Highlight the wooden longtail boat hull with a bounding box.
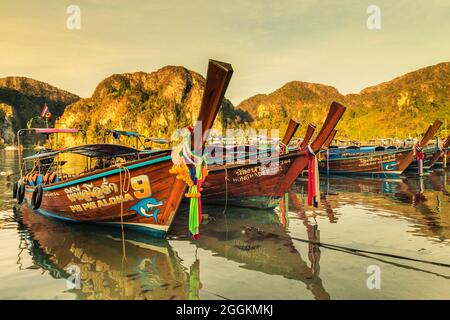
[435,149,450,167]
[202,102,346,208]
[319,148,413,176]
[24,155,180,238]
[320,120,443,176]
[407,147,440,171]
[276,102,346,195]
[431,135,450,168]
[19,59,234,238]
[202,151,303,208]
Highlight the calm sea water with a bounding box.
[0,149,449,299]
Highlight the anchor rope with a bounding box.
[290,236,450,269]
[117,164,131,263]
[222,165,228,215]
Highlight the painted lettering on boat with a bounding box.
[64,178,119,202]
[44,191,60,197]
[66,175,160,215]
[69,193,135,212]
[232,158,291,183]
[357,154,397,168]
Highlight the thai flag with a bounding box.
[40,103,48,117]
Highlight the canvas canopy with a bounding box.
[23,143,144,160]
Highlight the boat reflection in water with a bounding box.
[294,171,450,242]
[171,205,331,300]
[15,199,332,299]
[15,205,196,300]
[12,171,450,300]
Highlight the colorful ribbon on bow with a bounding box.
[305,145,320,208]
[415,144,424,177]
[169,128,208,239]
[186,159,208,239]
[277,141,289,155]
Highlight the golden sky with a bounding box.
[0,0,449,104]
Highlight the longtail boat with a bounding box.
[13,59,234,238]
[432,134,450,169]
[318,120,443,177]
[275,102,346,197]
[201,102,346,208]
[406,138,446,171]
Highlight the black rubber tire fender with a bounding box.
[12,181,18,199]
[31,185,43,210]
[17,183,25,204]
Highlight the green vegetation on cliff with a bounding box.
[59,66,252,147]
[0,77,80,145]
[238,62,450,141]
[2,62,449,147]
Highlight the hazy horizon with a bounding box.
[1,0,449,105]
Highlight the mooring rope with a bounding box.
[222,165,228,215]
[290,236,450,268]
[118,164,131,264]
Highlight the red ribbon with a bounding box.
[417,151,424,160]
[306,147,318,208]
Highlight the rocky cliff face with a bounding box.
[59,66,252,146]
[3,62,449,146]
[238,62,450,140]
[0,77,80,145]
[238,81,343,136]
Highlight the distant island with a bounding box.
[1,61,449,148]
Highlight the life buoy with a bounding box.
[31,185,43,209]
[17,183,25,204]
[12,181,18,199]
[31,174,38,184]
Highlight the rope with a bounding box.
[117,164,131,263]
[290,236,450,269]
[222,166,228,215]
